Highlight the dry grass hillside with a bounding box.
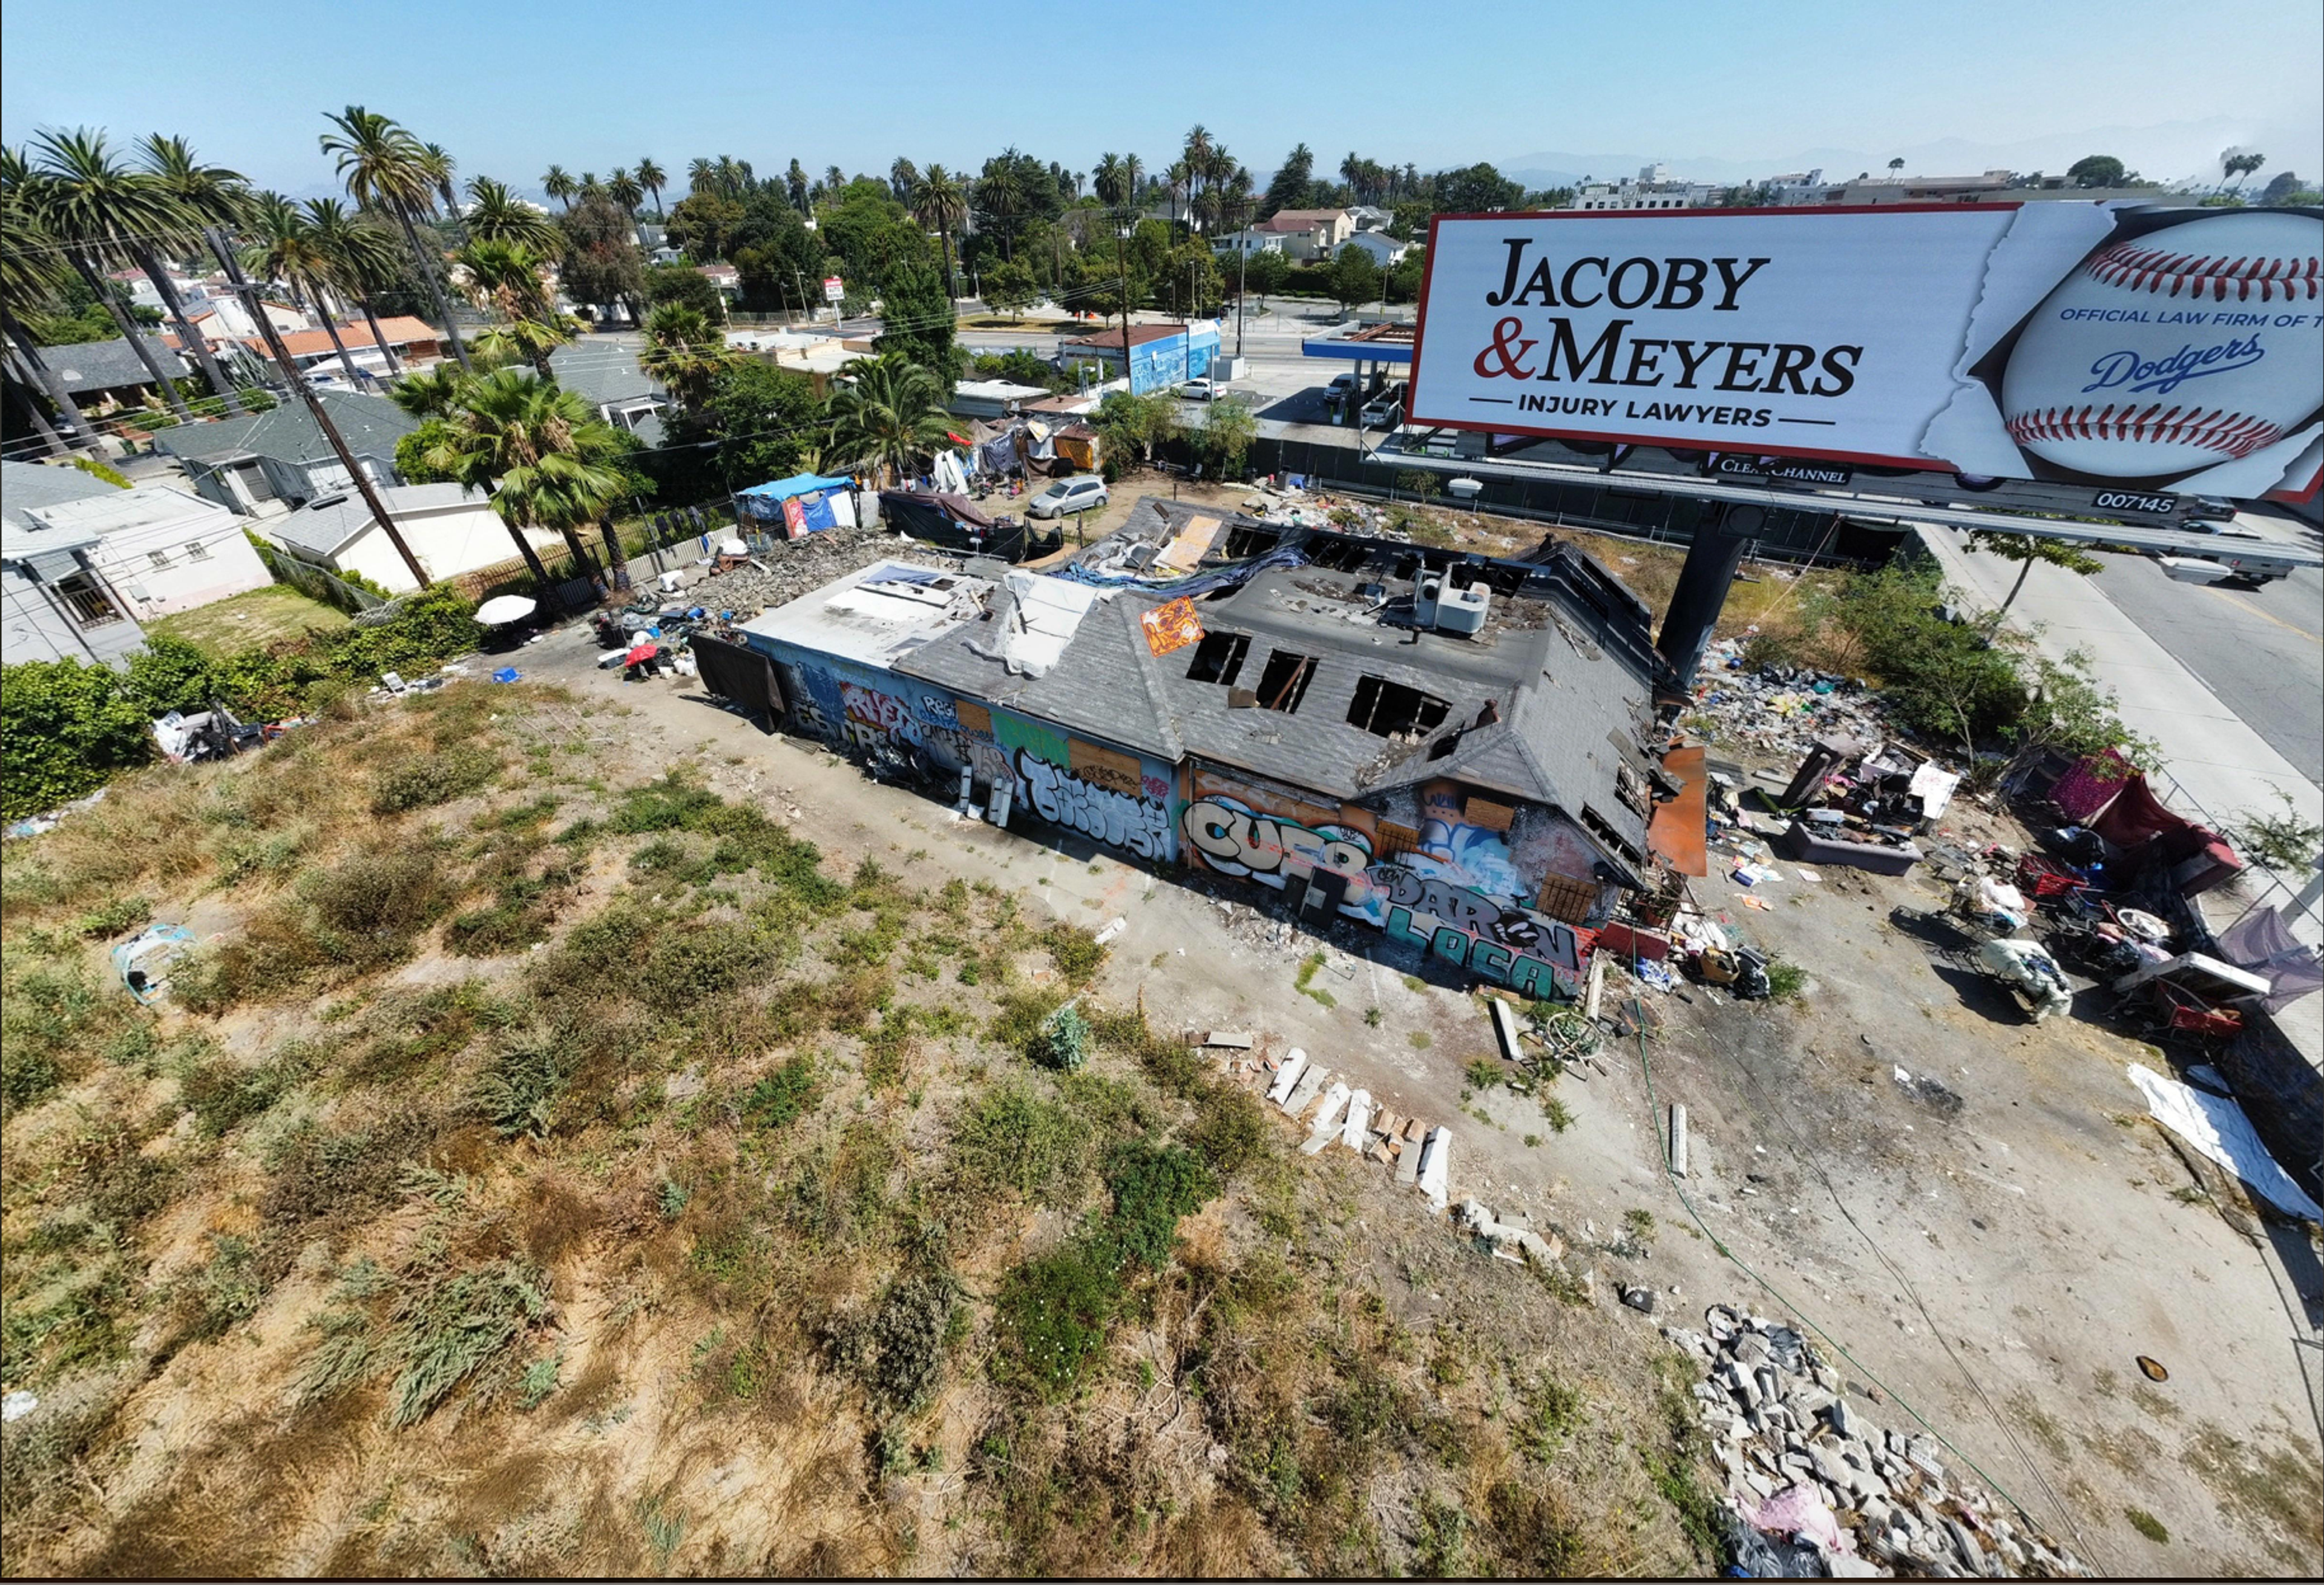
[1,683,1718,1577]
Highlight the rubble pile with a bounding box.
[1687,638,1890,756]
[677,526,963,616]
[1668,1305,2090,1578]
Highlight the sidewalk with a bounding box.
[1917,525,2322,1061]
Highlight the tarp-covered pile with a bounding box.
[878,490,1062,565]
[737,473,858,537]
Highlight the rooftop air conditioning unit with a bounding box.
[1445,477,1483,500]
[1437,582,1490,637]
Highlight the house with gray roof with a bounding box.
[45,336,189,402]
[550,340,668,446]
[261,480,554,595]
[155,389,418,516]
[737,499,1673,998]
[1,460,146,665]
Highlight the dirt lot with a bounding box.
[510,606,2322,1575]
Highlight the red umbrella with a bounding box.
[624,641,659,665]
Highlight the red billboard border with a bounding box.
[1406,203,2038,472]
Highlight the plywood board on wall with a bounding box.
[1069,738,1144,798]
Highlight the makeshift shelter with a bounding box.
[736,473,858,538]
[878,490,1062,564]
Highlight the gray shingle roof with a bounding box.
[896,500,1661,856]
[267,481,485,557]
[1,459,119,535]
[46,337,188,394]
[550,340,663,408]
[156,389,417,467]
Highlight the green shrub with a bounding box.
[1034,1003,1091,1072]
[76,894,152,939]
[370,744,499,815]
[1184,1082,1270,1181]
[366,1257,552,1426]
[1100,1141,1218,1270]
[638,920,776,1013]
[1465,1057,1505,1091]
[835,1270,961,1411]
[950,1083,1084,1202]
[993,1242,1119,1399]
[741,1056,817,1132]
[474,1028,574,1139]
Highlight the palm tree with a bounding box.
[246,193,367,385]
[786,160,809,210]
[639,303,732,410]
[389,361,471,419]
[608,168,643,219]
[454,239,570,379]
[1184,125,1213,214]
[890,156,919,202]
[303,198,409,378]
[464,177,560,252]
[320,106,473,370]
[0,150,100,451]
[419,144,458,214]
[823,165,845,196]
[542,165,577,209]
[578,172,603,202]
[23,129,197,420]
[825,355,953,487]
[635,157,666,219]
[976,162,1025,261]
[687,157,715,197]
[913,165,967,299]
[1166,159,1191,231]
[135,134,253,417]
[421,368,629,584]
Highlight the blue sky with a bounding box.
[4,0,2318,198]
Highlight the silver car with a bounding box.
[1028,476,1109,519]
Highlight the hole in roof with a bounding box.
[1186,630,1251,686]
[1253,650,1318,714]
[1346,676,1451,738]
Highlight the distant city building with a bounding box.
[1567,175,1723,211]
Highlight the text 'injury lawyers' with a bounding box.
[1467,238,1860,424]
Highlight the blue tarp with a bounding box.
[740,472,854,501]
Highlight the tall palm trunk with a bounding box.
[69,252,192,420]
[2,309,101,450]
[5,350,68,456]
[133,246,246,419]
[939,226,957,300]
[557,525,600,580]
[392,203,471,372]
[597,515,630,587]
[477,479,559,607]
[357,293,403,376]
[309,280,367,384]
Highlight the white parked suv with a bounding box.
[1028,476,1109,519]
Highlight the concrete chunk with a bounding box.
[1416,1126,1451,1210]
[1280,1063,1328,1117]
[1301,1083,1351,1153]
[1396,1129,1422,1185]
[1202,1031,1255,1049]
[1265,1048,1308,1104]
[1488,997,1522,1062]
[1341,1089,1373,1150]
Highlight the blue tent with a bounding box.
[737,472,856,531]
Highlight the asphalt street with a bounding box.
[2094,551,2323,785]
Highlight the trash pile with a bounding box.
[1687,638,1890,757]
[681,524,963,617]
[1669,1304,2092,1578]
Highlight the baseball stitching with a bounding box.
[2086,241,2321,303]
[2006,402,2283,459]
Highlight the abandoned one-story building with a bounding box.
[734,499,1670,996]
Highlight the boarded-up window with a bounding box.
[1536,872,1596,924]
[954,699,991,734]
[1069,739,1143,798]
[1373,821,1420,861]
[1463,796,1515,832]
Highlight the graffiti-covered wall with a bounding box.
[744,635,1177,865]
[1180,762,1598,998]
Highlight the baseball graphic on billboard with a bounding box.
[1407,205,2323,500]
[2000,212,2320,478]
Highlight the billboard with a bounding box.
[1409,205,2323,500]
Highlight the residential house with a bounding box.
[47,337,190,414]
[13,475,269,621]
[156,389,419,516]
[549,340,669,445]
[1346,205,1394,232]
[263,481,558,595]
[697,263,741,300]
[1341,231,1412,267]
[163,294,308,352]
[950,379,1051,420]
[107,266,201,315]
[256,316,445,389]
[737,502,1670,998]
[1,460,145,665]
[1255,208,1356,261]
[1568,165,1725,210]
[1210,228,1286,258]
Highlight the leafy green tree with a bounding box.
[1433,162,1525,214]
[725,190,826,313]
[1263,143,1315,217]
[557,192,646,324]
[970,349,1071,393]
[1093,390,1180,475]
[872,257,961,382]
[1328,242,1382,310]
[1966,529,2104,629]
[685,359,824,487]
[416,369,622,582]
[982,258,1038,319]
[1242,246,1290,301]
[2066,155,2125,189]
[1385,248,1426,303]
[664,191,742,261]
[643,263,726,323]
[826,354,953,485]
[1198,396,1256,479]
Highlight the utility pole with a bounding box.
[1116,220,1134,396]
[209,226,431,591]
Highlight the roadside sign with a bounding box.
[823,276,844,303]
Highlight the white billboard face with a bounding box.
[1409,205,2323,500]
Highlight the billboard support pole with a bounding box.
[1656,504,1765,689]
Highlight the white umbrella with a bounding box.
[473,594,537,626]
